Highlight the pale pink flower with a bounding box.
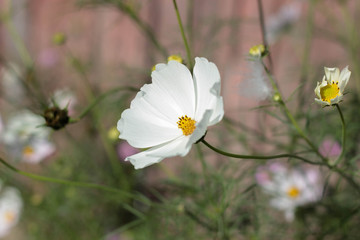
[256,163,323,221]
[319,138,341,158]
[117,141,139,161]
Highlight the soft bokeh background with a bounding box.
[1,0,360,239]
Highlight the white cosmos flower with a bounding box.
[0,186,23,238]
[239,59,272,101]
[1,110,55,163]
[50,89,77,115]
[117,57,224,169]
[256,163,323,222]
[314,66,351,106]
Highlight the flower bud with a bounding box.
[52,33,66,46]
[43,107,69,130]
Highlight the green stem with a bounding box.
[262,62,328,163]
[256,0,273,71]
[65,49,129,189]
[173,0,193,70]
[201,139,322,166]
[1,11,33,67]
[0,157,132,198]
[70,86,138,123]
[334,104,346,166]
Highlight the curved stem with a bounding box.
[201,139,323,166]
[262,63,328,163]
[69,86,138,123]
[0,157,132,198]
[334,104,346,166]
[173,0,193,70]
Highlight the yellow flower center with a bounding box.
[23,146,34,156]
[4,211,15,223]
[177,115,196,136]
[287,186,300,199]
[167,55,183,63]
[249,44,265,57]
[320,82,339,103]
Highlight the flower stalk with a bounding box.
[173,0,193,70]
[334,104,346,166]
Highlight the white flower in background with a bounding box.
[37,48,59,68]
[118,57,224,169]
[314,66,351,106]
[266,3,302,44]
[239,59,272,101]
[50,89,77,115]
[0,186,23,238]
[256,163,323,221]
[1,63,25,103]
[1,110,55,164]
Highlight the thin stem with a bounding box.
[173,0,193,70]
[0,157,132,198]
[65,49,129,189]
[70,86,138,123]
[334,104,346,166]
[1,5,33,67]
[201,139,323,166]
[262,62,328,163]
[256,0,273,71]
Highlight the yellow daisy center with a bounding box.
[320,82,339,103]
[177,115,196,136]
[287,186,300,199]
[4,211,15,223]
[249,44,265,57]
[23,146,34,156]
[167,55,183,63]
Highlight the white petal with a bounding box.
[284,209,295,222]
[314,98,330,106]
[23,140,55,164]
[208,96,224,126]
[118,107,181,148]
[151,60,196,116]
[125,136,191,169]
[189,109,212,144]
[314,78,327,99]
[193,57,223,123]
[338,66,351,93]
[330,95,343,105]
[324,67,339,83]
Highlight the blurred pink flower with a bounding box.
[255,163,323,221]
[37,48,59,68]
[319,138,341,158]
[117,141,139,161]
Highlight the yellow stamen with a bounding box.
[167,55,183,63]
[23,146,34,156]
[287,186,300,198]
[320,82,340,103]
[249,44,265,57]
[177,115,196,136]
[4,211,15,223]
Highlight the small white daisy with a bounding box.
[314,66,351,106]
